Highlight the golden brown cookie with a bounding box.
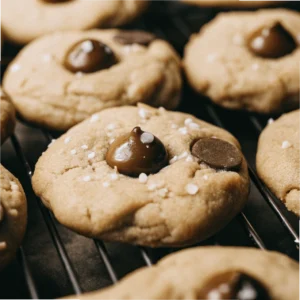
[62,247,299,300]
[257,110,300,216]
[32,104,249,247]
[3,30,182,131]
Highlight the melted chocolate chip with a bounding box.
[198,271,271,300]
[248,22,297,59]
[191,138,242,171]
[106,127,168,177]
[113,30,156,46]
[64,39,117,73]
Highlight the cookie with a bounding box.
[0,165,27,270]
[256,110,300,216]
[1,0,149,45]
[32,104,249,247]
[3,30,182,131]
[182,0,283,8]
[184,9,300,114]
[62,246,299,300]
[0,87,16,144]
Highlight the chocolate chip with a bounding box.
[106,127,168,177]
[64,39,117,73]
[197,271,271,300]
[191,138,242,171]
[247,22,297,59]
[113,30,156,46]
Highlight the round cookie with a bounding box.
[184,9,300,114]
[3,30,182,131]
[181,0,284,8]
[32,104,249,247]
[62,247,299,300]
[0,87,16,144]
[256,110,300,216]
[0,165,27,270]
[1,0,149,45]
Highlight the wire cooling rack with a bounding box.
[1,1,299,299]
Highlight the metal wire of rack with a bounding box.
[0,0,300,300]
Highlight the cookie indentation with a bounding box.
[247,22,297,59]
[191,138,242,171]
[113,30,156,46]
[197,271,271,300]
[106,127,168,177]
[64,39,117,73]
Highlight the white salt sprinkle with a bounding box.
[110,173,119,181]
[185,183,199,195]
[267,118,274,125]
[83,176,91,182]
[10,64,21,72]
[158,188,169,198]
[188,122,200,130]
[109,139,115,144]
[139,173,148,183]
[178,152,188,159]
[281,141,292,149]
[139,108,151,119]
[178,127,188,135]
[42,54,52,62]
[103,181,111,188]
[147,183,157,191]
[75,72,83,78]
[251,63,260,71]
[88,152,95,160]
[10,181,19,191]
[169,156,178,164]
[171,123,178,129]
[70,149,77,155]
[184,118,193,126]
[203,175,209,181]
[81,144,88,150]
[90,114,99,123]
[158,107,166,113]
[186,155,194,162]
[64,137,71,144]
[106,123,116,131]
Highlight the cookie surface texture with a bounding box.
[62,247,299,300]
[0,165,27,270]
[256,110,300,216]
[32,105,249,247]
[184,9,300,113]
[3,30,182,130]
[1,0,149,44]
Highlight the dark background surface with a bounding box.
[1,1,299,299]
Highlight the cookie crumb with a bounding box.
[81,145,88,150]
[90,114,99,123]
[88,152,95,160]
[139,173,148,183]
[70,149,77,155]
[103,181,111,188]
[0,242,7,250]
[281,141,292,149]
[178,127,188,135]
[64,137,71,144]
[83,175,91,182]
[185,183,199,195]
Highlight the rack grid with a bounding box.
[1,1,299,299]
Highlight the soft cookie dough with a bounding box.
[182,0,283,8]
[32,104,249,247]
[1,87,16,144]
[257,110,300,216]
[184,9,300,114]
[62,247,299,299]
[0,165,27,270]
[3,29,182,131]
[1,0,149,45]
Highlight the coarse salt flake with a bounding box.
[103,181,110,188]
[82,40,94,52]
[11,64,21,72]
[88,152,95,159]
[169,156,178,164]
[267,118,274,125]
[178,127,188,135]
[185,183,199,195]
[139,173,148,183]
[158,188,168,198]
[184,118,193,126]
[83,176,91,182]
[141,132,154,144]
[70,149,77,155]
[139,108,151,119]
[81,145,88,150]
[64,137,71,144]
[90,114,99,123]
[281,141,292,149]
